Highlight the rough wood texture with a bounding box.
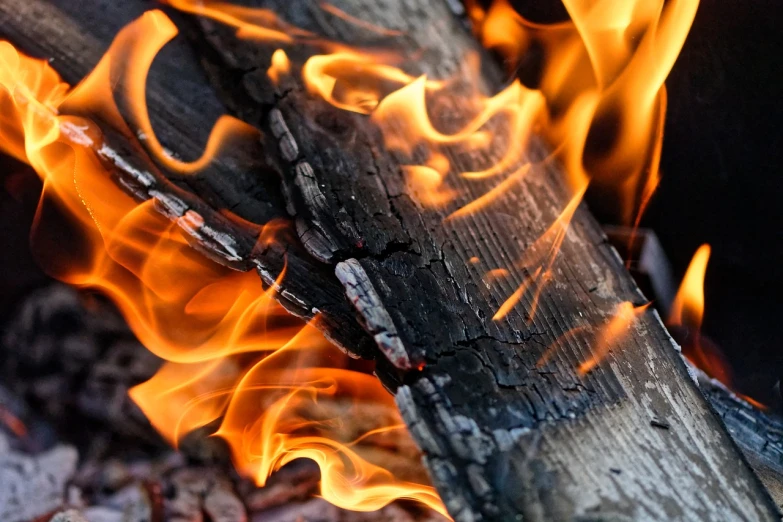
[179,0,779,520]
[0,0,376,359]
[0,0,779,520]
[697,371,783,511]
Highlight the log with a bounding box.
[174,0,780,520]
[0,0,779,520]
[697,370,783,511]
[0,0,377,359]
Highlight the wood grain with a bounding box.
[180,0,779,519]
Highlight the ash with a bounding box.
[0,285,446,522]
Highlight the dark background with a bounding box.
[647,0,783,400]
[2,0,782,401]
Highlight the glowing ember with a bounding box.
[0,11,447,516]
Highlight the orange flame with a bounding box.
[473,0,699,224]
[492,187,585,322]
[163,0,312,43]
[668,245,764,409]
[318,2,403,37]
[267,48,291,85]
[669,244,710,330]
[163,0,698,378]
[532,301,649,374]
[578,301,649,374]
[0,12,447,517]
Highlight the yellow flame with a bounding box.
[0,12,447,517]
[669,244,710,329]
[267,48,291,85]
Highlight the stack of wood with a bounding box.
[0,0,781,520]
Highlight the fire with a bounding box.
[163,0,697,366]
[0,0,710,513]
[578,301,649,374]
[669,244,710,330]
[470,0,698,226]
[0,11,447,517]
[668,245,765,409]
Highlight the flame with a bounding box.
[532,301,649,374]
[0,12,447,516]
[473,0,699,224]
[668,245,728,384]
[492,187,585,322]
[302,52,429,114]
[163,0,697,378]
[267,49,291,85]
[669,244,710,329]
[578,301,649,374]
[163,0,312,43]
[318,2,403,37]
[668,245,765,409]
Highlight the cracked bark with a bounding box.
[0,0,376,359]
[1,0,780,520]
[177,0,779,520]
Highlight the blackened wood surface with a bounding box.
[180,0,778,520]
[0,0,376,359]
[698,372,783,512]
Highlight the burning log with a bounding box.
[0,0,377,361]
[169,0,778,519]
[0,0,780,520]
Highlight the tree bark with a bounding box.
[0,0,780,520]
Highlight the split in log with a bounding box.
[0,0,780,520]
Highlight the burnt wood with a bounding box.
[0,0,780,520]
[0,0,376,360]
[697,371,783,512]
[175,0,780,520]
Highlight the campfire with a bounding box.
[0,0,780,521]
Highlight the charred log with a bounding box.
[0,0,376,359]
[177,0,779,520]
[0,0,779,520]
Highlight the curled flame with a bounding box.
[0,12,447,517]
[163,0,698,376]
